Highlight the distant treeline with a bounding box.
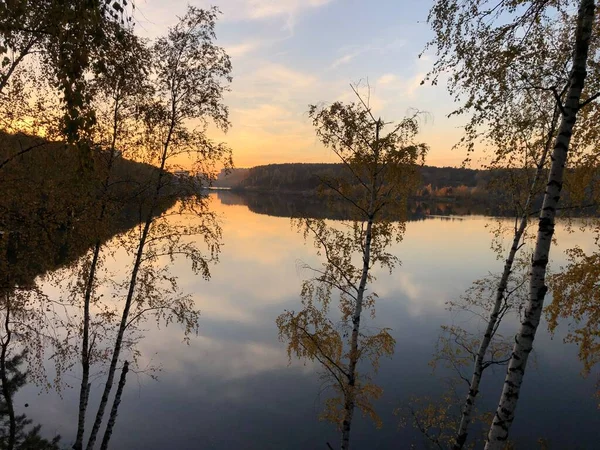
[216,163,489,194]
[215,163,498,199]
[215,190,504,220]
[214,163,599,216]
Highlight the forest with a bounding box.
[216,163,598,217]
[1,0,600,450]
[215,164,488,195]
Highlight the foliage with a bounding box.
[278,88,427,448]
[398,386,493,450]
[0,351,61,450]
[403,254,529,449]
[76,6,232,449]
[426,0,599,447]
[227,163,485,194]
[2,3,233,448]
[0,0,134,142]
[547,245,600,383]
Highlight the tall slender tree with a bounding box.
[425,0,599,446]
[84,6,232,449]
[486,2,596,446]
[70,24,151,450]
[278,86,427,450]
[449,101,561,450]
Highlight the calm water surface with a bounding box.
[21,192,600,449]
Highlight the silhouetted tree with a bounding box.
[83,6,232,449]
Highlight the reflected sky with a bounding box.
[19,193,600,449]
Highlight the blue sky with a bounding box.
[135,0,468,167]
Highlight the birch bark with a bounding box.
[99,361,129,450]
[485,1,596,447]
[452,112,558,449]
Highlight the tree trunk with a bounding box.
[99,361,129,450]
[340,121,380,450]
[0,292,15,450]
[85,115,173,450]
[74,95,121,450]
[73,241,101,450]
[340,215,373,450]
[453,112,558,450]
[485,1,595,447]
[85,213,152,450]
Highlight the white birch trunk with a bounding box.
[99,361,129,450]
[453,114,557,450]
[73,243,98,450]
[454,218,527,449]
[340,216,372,450]
[485,1,596,447]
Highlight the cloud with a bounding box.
[228,62,319,106]
[247,0,333,20]
[328,38,407,70]
[377,73,397,85]
[135,0,335,36]
[396,272,422,301]
[244,0,336,33]
[329,52,360,69]
[253,63,317,88]
[225,40,264,58]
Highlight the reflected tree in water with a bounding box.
[0,285,62,450]
[404,78,563,450]
[0,350,61,450]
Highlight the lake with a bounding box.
[19,191,600,449]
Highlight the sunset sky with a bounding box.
[136,0,469,168]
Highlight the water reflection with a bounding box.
[16,193,600,449]
[215,190,503,221]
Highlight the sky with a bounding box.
[134,0,469,168]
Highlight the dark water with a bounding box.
[19,192,600,449]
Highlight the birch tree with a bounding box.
[69,24,151,450]
[82,6,232,449]
[447,102,560,450]
[277,87,427,450]
[0,0,134,141]
[404,57,564,450]
[425,0,599,446]
[486,3,596,446]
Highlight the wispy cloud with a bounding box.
[329,51,362,69]
[247,0,333,20]
[377,73,397,85]
[225,40,264,58]
[252,63,318,90]
[136,0,335,36]
[135,0,462,167]
[328,38,407,70]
